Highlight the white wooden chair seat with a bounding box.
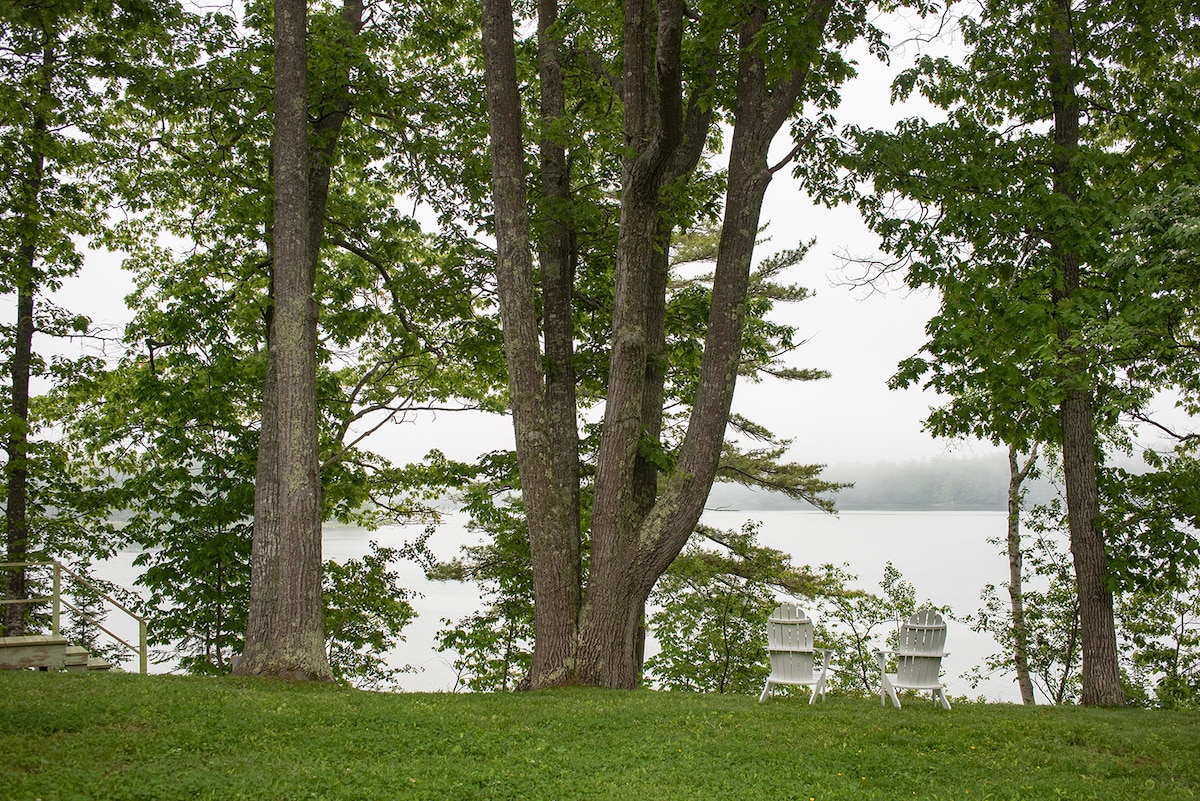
[759,603,830,704]
[876,609,951,710]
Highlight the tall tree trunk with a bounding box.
[481,0,835,689]
[238,0,331,681]
[533,0,584,685]
[1047,0,1123,706]
[1059,390,1123,704]
[3,30,52,638]
[4,274,36,639]
[628,90,714,673]
[479,0,580,688]
[4,256,37,639]
[1006,444,1038,704]
[579,0,687,688]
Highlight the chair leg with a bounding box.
[811,674,827,704]
[934,687,951,711]
[880,675,901,708]
[758,680,772,703]
[813,654,830,704]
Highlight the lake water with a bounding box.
[99,509,1023,702]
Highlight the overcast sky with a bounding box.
[724,38,985,469]
[360,40,986,471]
[40,25,993,472]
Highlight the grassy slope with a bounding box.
[2,671,1197,800]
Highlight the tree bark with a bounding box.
[3,29,52,638]
[629,86,714,673]
[1058,389,1123,704]
[238,0,332,681]
[588,0,683,534]
[579,0,687,688]
[479,0,581,687]
[4,265,36,639]
[533,0,585,685]
[1006,444,1037,705]
[1047,0,1123,706]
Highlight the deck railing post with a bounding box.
[139,619,147,675]
[52,562,61,636]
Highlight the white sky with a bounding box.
[725,36,985,468]
[48,203,967,474]
[39,22,986,471]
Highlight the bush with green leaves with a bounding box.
[965,536,1081,704]
[437,607,532,693]
[966,454,1200,708]
[643,523,944,698]
[807,562,955,698]
[323,542,418,690]
[434,494,534,693]
[644,523,789,695]
[1118,570,1200,709]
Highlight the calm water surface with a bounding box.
[100,509,1021,701]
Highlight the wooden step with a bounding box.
[0,634,69,670]
[64,645,112,672]
[64,644,89,670]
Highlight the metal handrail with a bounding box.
[1,560,147,674]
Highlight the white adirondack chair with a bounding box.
[876,608,952,710]
[758,603,830,704]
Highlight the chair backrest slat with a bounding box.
[880,608,951,709]
[761,602,831,703]
[897,609,947,655]
[893,610,947,686]
[765,603,816,683]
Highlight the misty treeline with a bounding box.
[2,0,1197,704]
[713,453,1164,511]
[711,454,1053,511]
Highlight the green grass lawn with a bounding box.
[2,671,1197,800]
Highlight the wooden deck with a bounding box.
[0,634,70,670]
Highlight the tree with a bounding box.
[237,0,331,680]
[0,1,53,635]
[0,0,181,634]
[35,0,497,675]
[848,0,1200,705]
[480,0,895,689]
[1006,444,1040,703]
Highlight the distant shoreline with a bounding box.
[708,452,1067,513]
